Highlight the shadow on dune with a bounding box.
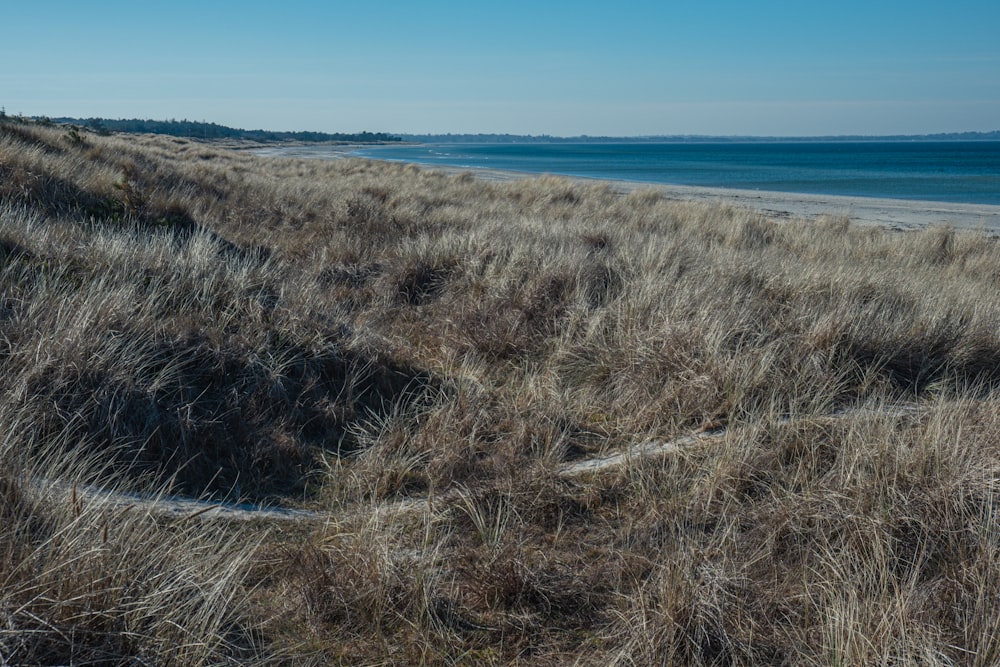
[20,329,435,502]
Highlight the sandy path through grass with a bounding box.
[28,402,923,523]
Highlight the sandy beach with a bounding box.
[256,145,1000,233]
[422,164,1000,233]
[621,180,1000,232]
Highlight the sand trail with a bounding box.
[27,403,923,524]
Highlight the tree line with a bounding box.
[48,117,402,143]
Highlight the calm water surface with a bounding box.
[352,142,1000,205]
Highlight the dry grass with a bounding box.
[3,117,1000,664]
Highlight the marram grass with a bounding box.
[2,118,1000,664]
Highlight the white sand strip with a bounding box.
[253,145,1000,233]
[25,476,321,522]
[23,404,921,521]
[637,183,1000,232]
[558,403,921,477]
[444,166,1000,233]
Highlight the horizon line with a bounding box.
[14,114,1000,142]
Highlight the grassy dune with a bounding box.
[3,119,1000,664]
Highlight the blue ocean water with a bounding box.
[352,142,1000,205]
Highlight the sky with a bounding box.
[2,1,999,137]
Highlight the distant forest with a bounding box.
[46,117,402,143]
[398,131,1000,143]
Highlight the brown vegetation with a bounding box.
[3,118,1000,664]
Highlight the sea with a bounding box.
[350,142,1000,206]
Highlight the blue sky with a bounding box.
[2,1,998,136]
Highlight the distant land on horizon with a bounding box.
[18,115,1000,144]
[33,116,403,144]
[399,131,1000,143]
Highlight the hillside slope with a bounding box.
[3,118,1000,664]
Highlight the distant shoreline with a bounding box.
[395,132,1000,144]
[255,144,1000,233]
[438,165,1000,233]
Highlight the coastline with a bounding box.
[624,181,1000,232]
[431,164,1000,232]
[255,145,1000,233]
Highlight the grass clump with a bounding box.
[0,425,265,665]
[3,117,1000,663]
